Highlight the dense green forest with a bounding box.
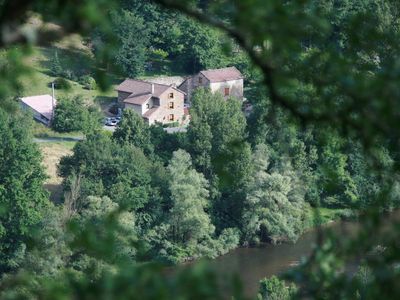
[1,0,400,299]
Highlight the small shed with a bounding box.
[20,94,57,126]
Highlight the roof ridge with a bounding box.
[124,78,171,88]
[200,66,238,73]
[126,92,152,98]
[199,66,243,82]
[21,94,52,99]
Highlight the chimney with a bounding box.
[151,83,154,94]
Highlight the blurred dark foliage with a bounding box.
[1,0,400,299]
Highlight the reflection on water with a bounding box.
[180,210,400,298]
[190,220,360,298]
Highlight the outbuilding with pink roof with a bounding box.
[20,94,56,126]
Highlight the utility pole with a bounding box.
[51,81,55,122]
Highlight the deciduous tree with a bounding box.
[167,149,214,246]
[243,144,306,244]
[0,111,49,273]
[113,108,153,155]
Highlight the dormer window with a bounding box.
[168,92,174,99]
[168,102,174,109]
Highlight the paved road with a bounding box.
[164,126,188,134]
[33,136,84,143]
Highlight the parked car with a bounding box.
[105,118,118,126]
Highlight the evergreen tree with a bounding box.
[51,50,62,76]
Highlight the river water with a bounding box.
[185,220,360,298]
[177,211,400,298]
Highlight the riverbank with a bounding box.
[170,207,357,298]
[304,206,355,228]
[185,217,358,298]
[186,208,400,298]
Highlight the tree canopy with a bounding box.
[0,111,49,273]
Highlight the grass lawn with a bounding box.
[39,141,75,203]
[17,31,192,117]
[19,47,188,117]
[32,121,84,138]
[19,44,117,112]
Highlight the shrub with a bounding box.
[258,276,297,300]
[63,69,77,81]
[79,75,97,90]
[52,77,71,90]
[322,196,341,208]
[162,121,179,128]
[52,96,102,133]
[336,209,355,220]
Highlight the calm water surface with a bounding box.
[180,211,400,298]
[189,221,360,298]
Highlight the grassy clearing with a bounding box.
[304,206,353,229]
[19,43,117,112]
[39,141,75,203]
[18,33,190,114]
[32,121,84,138]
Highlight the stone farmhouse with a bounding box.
[116,79,186,125]
[115,67,244,125]
[178,66,244,103]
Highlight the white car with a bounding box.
[105,118,118,126]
